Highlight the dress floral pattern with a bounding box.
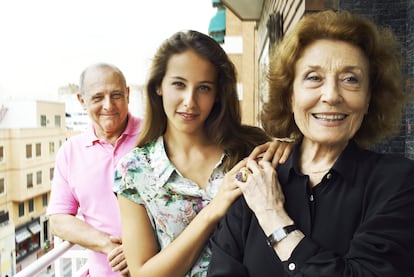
[114,136,225,277]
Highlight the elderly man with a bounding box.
[47,63,141,276]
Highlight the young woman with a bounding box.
[113,30,292,276]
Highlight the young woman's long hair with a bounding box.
[138,30,270,170]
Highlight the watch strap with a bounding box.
[266,224,298,247]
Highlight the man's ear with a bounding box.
[77,93,87,110]
[126,86,130,103]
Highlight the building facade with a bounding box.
[0,99,71,274]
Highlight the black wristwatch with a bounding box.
[266,224,298,247]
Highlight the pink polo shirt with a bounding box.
[47,113,141,277]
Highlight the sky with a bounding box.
[0,0,216,100]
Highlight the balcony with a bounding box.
[222,0,264,20]
[14,237,88,277]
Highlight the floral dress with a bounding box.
[114,136,225,277]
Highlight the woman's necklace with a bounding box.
[308,168,331,174]
[302,166,332,175]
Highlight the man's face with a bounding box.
[77,67,130,138]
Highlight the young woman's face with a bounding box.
[158,49,218,136]
[292,39,371,148]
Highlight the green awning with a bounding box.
[209,9,225,33]
[212,0,221,7]
[208,9,226,43]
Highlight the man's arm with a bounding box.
[49,213,118,254]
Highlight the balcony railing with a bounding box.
[15,237,88,277]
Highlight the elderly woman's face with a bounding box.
[292,39,370,147]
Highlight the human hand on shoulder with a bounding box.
[248,137,295,167]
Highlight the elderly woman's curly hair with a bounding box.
[262,10,408,147]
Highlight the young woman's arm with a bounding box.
[118,161,245,277]
[248,138,295,167]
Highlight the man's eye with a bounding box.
[111,93,123,99]
[92,96,103,101]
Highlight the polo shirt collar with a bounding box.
[122,113,140,137]
[83,113,137,147]
[84,123,99,146]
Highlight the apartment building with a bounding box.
[209,0,257,125]
[0,99,72,274]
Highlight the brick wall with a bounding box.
[406,1,414,159]
[339,0,414,159]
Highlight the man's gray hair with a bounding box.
[79,63,127,94]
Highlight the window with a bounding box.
[18,203,25,217]
[27,173,33,189]
[55,115,61,127]
[35,143,41,157]
[49,142,55,154]
[0,146,3,161]
[26,144,32,158]
[40,115,47,127]
[0,178,4,194]
[36,171,42,185]
[42,194,48,207]
[28,199,34,213]
[50,167,54,181]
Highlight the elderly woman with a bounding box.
[207,10,414,277]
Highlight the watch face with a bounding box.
[274,227,288,241]
[267,224,298,247]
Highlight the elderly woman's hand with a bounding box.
[236,158,293,235]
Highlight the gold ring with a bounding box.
[235,168,252,182]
